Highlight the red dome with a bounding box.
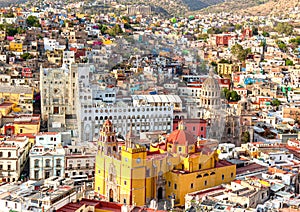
[167,129,196,146]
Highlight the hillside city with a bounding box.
[0,0,299,211]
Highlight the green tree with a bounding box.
[289,36,300,45]
[6,27,18,36]
[285,59,294,66]
[230,91,241,101]
[207,27,222,34]
[219,59,231,64]
[275,22,294,35]
[234,24,243,31]
[20,53,34,60]
[231,44,251,61]
[262,31,269,37]
[252,26,259,35]
[241,131,250,144]
[271,98,281,107]
[26,15,40,27]
[276,40,287,52]
[122,16,130,23]
[211,61,217,67]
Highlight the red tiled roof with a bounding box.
[236,163,267,175]
[167,129,196,146]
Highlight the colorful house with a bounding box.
[9,41,23,52]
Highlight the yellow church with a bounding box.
[94,119,236,206]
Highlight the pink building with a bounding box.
[173,119,207,139]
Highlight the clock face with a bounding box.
[136,158,141,164]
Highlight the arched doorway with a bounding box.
[109,189,113,202]
[157,187,163,200]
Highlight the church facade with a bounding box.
[198,68,241,146]
[94,119,236,206]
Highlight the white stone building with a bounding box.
[0,136,30,182]
[41,63,179,143]
[64,144,96,178]
[29,144,65,180]
[40,64,79,136]
[62,50,75,65]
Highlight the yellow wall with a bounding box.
[217,63,240,76]
[0,91,33,105]
[9,42,23,52]
[0,105,13,116]
[166,163,236,205]
[14,123,40,134]
[95,129,236,207]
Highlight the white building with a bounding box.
[42,63,178,143]
[35,132,62,147]
[43,38,59,51]
[29,144,65,180]
[0,136,30,182]
[64,144,96,178]
[40,64,79,135]
[62,51,75,65]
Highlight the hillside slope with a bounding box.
[199,0,269,14]
[182,0,224,11]
[199,0,300,16]
[243,0,300,16]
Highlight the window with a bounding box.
[222,174,224,180]
[7,165,11,170]
[0,165,2,170]
[200,127,204,131]
[199,164,201,170]
[7,152,11,158]
[0,152,2,157]
[192,126,196,131]
[178,147,182,152]
[45,159,50,167]
[191,183,194,189]
[204,180,207,186]
[56,159,61,167]
[34,159,39,168]
[124,181,127,185]
[98,187,100,191]
[231,173,234,178]
[45,171,50,179]
[168,181,171,187]
[53,106,59,114]
[98,169,100,174]
[174,184,177,190]
[34,171,39,179]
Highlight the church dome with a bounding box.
[199,67,221,109]
[166,121,196,154]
